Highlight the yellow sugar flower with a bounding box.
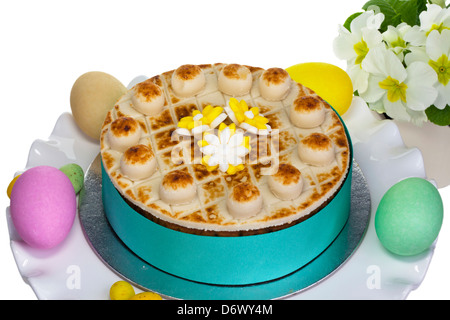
[176,105,227,135]
[226,98,271,135]
[198,123,250,175]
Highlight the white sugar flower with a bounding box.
[361,46,438,125]
[199,123,250,175]
[404,4,450,46]
[333,10,385,94]
[406,29,450,109]
[383,23,413,61]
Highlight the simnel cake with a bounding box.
[100,63,352,285]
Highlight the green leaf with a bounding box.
[395,0,419,26]
[416,0,428,24]
[425,104,450,126]
[344,12,364,31]
[362,0,426,31]
[362,0,400,31]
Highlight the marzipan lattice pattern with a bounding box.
[100,63,350,233]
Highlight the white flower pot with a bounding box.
[345,98,450,188]
[391,120,450,189]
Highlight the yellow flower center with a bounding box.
[391,36,406,48]
[379,76,408,103]
[429,54,450,86]
[427,23,450,36]
[354,38,369,66]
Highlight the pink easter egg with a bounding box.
[10,166,77,249]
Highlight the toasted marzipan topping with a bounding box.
[294,96,323,112]
[100,64,351,232]
[110,117,139,137]
[222,64,250,80]
[134,79,163,102]
[174,64,202,81]
[123,144,154,165]
[300,133,332,151]
[231,182,260,203]
[261,68,289,85]
[162,170,194,190]
[272,163,301,185]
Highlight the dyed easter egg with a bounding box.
[286,62,353,116]
[60,163,84,194]
[7,174,21,198]
[10,166,77,249]
[70,71,127,140]
[375,178,443,256]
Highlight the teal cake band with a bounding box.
[102,162,352,285]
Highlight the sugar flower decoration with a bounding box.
[175,105,227,136]
[199,123,250,175]
[360,46,438,125]
[225,98,271,135]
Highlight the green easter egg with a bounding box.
[59,164,84,194]
[375,178,443,256]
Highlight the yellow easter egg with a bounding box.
[130,292,163,300]
[70,71,127,140]
[109,281,135,300]
[286,62,353,116]
[7,174,21,199]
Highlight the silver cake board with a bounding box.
[78,155,371,300]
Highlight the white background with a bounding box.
[0,0,449,300]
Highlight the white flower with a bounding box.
[419,4,450,34]
[430,0,446,8]
[361,46,438,125]
[406,29,450,109]
[405,46,429,66]
[404,4,450,46]
[333,10,385,94]
[199,123,250,174]
[383,23,412,61]
[427,30,450,109]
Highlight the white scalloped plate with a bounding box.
[5,90,435,299]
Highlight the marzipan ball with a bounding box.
[70,71,127,140]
